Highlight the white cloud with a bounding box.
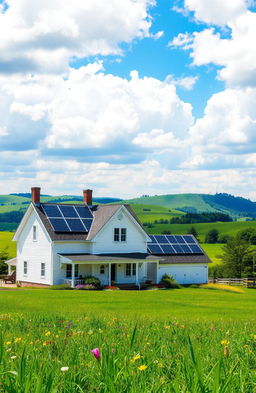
[172,2,256,88]
[165,75,198,90]
[0,0,154,74]
[0,63,193,162]
[184,0,247,25]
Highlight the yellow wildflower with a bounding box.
[164,325,170,329]
[221,339,229,345]
[5,341,11,345]
[14,338,22,343]
[158,362,164,368]
[180,325,185,329]
[88,330,93,335]
[45,331,51,337]
[131,354,141,362]
[138,365,147,371]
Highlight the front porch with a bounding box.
[58,253,159,288]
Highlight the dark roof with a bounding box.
[58,253,211,264]
[34,202,147,241]
[156,254,211,264]
[59,253,158,262]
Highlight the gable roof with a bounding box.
[32,202,148,242]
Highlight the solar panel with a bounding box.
[147,234,204,255]
[59,205,79,218]
[42,204,93,233]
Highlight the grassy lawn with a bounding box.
[0,288,255,392]
[0,287,255,321]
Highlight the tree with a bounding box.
[205,229,219,243]
[0,247,9,275]
[187,226,199,240]
[220,237,252,278]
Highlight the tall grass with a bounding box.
[0,314,255,392]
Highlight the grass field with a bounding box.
[0,289,255,392]
[0,231,16,258]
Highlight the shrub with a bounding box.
[205,229,219,243]
[84,276,101,289]
[160,274,181,289]
[49,283,72,290]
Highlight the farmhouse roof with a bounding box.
[34,203,145,241]
[157,254,211,264]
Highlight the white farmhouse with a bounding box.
[13,188,211,288]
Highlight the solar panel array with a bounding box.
[42,204,93,233]
[147,235,204,255]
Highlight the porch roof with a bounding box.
[58,253,159,263]
[5,257,17,266]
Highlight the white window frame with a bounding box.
[23,261,28,276]
[125,263,136,277]
[114,228,120,242]
[41,263,46,278]
[32,225,37,241]
[66,264,79,278]
[121,228,127,242]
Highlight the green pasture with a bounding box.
[0,231,16,258]
[0,289,255,392]
[131,204,184,223]
[146,220,256,242]
[0,288,255,321]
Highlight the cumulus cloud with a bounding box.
[171,1,256,88]
[0,63,193,163]
[0,0,154,74]
[180,87,256,169]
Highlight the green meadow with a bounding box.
[0,288,255,392]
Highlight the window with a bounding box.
[41,263,45,278]
[100,265,105,274]
[23,261,27,276]
[121,228,127,242]
[33,225,37,241]
[114,228,127,242]
[125,263,136,276]
[66,264,78,278]
[114,228,120,242]
[66,264,72,278]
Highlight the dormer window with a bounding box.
[33,225,37,241]
[114,228,127,242]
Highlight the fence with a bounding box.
[209,278,256,288]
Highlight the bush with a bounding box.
[160,274,181,289]
[84,276,101,289]
[49,283,72,290]
[205,229,219,243]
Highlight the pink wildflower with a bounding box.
[91,347,100,360]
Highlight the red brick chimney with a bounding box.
[83,189,92,205]
[31,187,41,204]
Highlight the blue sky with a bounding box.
[0,0,256,199]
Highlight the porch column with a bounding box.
[71,263,75,288]
[135,262,139,288]
[108,263,111,286]
[8,264,11,275]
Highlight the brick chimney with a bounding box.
[83,189,92,205]
[31,187,41,204]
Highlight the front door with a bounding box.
[111,264,116,282]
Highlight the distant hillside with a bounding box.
[120,193,256,219]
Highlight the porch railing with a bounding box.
[64,279,85,287]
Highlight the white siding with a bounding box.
[158,264,208,284]
[52,242,92,285]
[92,208,147,254]
[16,209,52,285]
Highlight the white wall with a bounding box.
[16,209,52,285]
[92,207,148,254]
[158,264,208,284]
[52,242,92,285]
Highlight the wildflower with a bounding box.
[60,367,69,372]
[221,339,229,345]
[91,348,100,360]
[180,325,185,329]
[254,335,256,340]
[6,348,11,353]
[158,362,164,368]
[45,331,51,337]
[88,330,93,335]
[10,356,17,360]
[14,338,22,343]
[164,325,170,329]
[224,346,229,357]
[131,354,141,362]
[5,341,11,345]
[138,365,147,371]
